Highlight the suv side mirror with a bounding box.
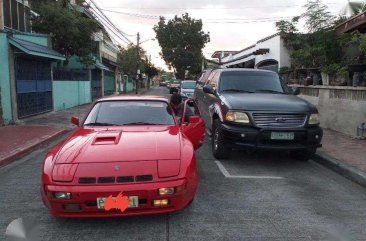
[293,87,300,95]
[203,85,215,94]
[71,116,79,126]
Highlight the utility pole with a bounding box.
[0,0,4,30]
[135,32,140,94]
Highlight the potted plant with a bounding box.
[321,64,340,86]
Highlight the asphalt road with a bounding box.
[1,86,366,241]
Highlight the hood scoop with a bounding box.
[92,131,122,145]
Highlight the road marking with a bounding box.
[215,161,284,179]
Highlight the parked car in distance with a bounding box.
[194,68,323,161]
[159,81,167,87]
[169,79,181,94]
[41,96,205,218]
[180,80,196,101]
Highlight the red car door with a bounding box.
[181,99,205,150]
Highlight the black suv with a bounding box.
[194,68,322,160]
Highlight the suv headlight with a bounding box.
[225,112,250,124]
[308,113,320,125]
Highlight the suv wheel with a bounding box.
[290,148,316,162]
[212,119,231,159]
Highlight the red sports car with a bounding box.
[41,96,205,217]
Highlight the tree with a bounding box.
[144,62,159,79]
[117,44,146,76]
[275,16,300,34]
[144,61,159,88]
[154,13,210,79]
[31,1,99,66]
[302,0,335,32]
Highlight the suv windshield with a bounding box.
[84,101,175,126]
[219,71,287,93]
[182,81,196,89]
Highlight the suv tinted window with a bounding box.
[219,71,285,93]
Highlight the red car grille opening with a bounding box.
[78,175,153,184]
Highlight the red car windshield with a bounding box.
[84,100,176,126]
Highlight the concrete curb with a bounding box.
[0,129,69,167]
[313,150,366,187]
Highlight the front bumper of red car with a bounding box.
[41,178,197,218]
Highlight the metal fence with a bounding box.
[15,57,53,118]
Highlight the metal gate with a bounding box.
[104,71,115,96]
[15,57,53,118]
[91,69,102,100]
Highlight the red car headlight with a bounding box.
[52,164,78,182]
[158,160,180,178]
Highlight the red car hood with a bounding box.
[54,126,181,164]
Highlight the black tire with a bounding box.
[290,148,316,162]
[169,89,173,94]
[212,119,232,159]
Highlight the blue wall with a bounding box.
[53,81,91,111]
[0,32,12,124]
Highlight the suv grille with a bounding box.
[252,113,306,128]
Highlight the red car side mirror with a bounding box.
[70,116,79,126]
[188,116,200,124]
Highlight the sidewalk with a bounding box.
[0,89,149,166]
[314,128,366,186]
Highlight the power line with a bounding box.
[84,1,134,46]
[88,0,135,39]
[100,9,295,23]
[100,2,338,10]
[87,6,131,45]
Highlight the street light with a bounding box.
[140,38,156,45]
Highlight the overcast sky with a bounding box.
[92,0,350,70]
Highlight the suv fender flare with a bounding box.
[209,102,224,128]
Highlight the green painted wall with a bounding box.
[0,33,12,124]
[53,81,91,111]
[104,71,115,96]
[125,77,135,93]
[13,33,48,46]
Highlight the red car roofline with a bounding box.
[96,95,169,103]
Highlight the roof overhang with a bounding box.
[95,60,110,71]
[220,48,269,65]
[336,11,366,34]
[8,37,66,61]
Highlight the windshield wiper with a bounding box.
[123,122,162,125]
[222,89,254,93]
[254,89,285,94]
[84,122,119,126]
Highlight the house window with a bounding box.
[3,0,31,32]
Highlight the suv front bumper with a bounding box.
[220,123,322,151]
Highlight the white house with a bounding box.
[219,33,291,72]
